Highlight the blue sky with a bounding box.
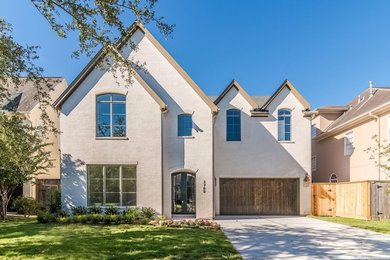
[2,0,390,108]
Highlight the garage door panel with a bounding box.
[220,178,299,215]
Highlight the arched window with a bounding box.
[226,109,241,141]
[330,173,338,183]
[178,114,192,136]
[96,94,126,137]
[278,109,291,141]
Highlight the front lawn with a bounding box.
[310,216,390,234]
[0,219,240,259]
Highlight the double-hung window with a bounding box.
[226,109,241,141]
[178,114,192,136]
[87,165,136,207]
[278,109,291,141]
[96,94,126,137]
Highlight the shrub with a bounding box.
[91,214,104,224]
[122,207,141,224]
[71,206,88,216]
[105,206,119,215]
[49,190,62,213]
[88,206,102,214]
[37,211,52,223]
[13,197,40,217]
[149,218,220,230]
[55,209,68,218]
[140,207,156,220]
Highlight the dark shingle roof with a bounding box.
[1,77,64,112]
[325,87,390,132]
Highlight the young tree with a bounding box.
[0,0,174,133]
[0,113,52,220]
[365,135,390,179]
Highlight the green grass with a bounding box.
[310,215,390,234]
[0,219,240,259]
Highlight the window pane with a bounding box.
[88,193,103,206]
[112,126,126,137]
[285,132,291,141]
[226,109,241,141]
[98,114,110,126]
[112,94,126,102]
[122,166,136,178]
[88,165,103,178]
[106,193,120,206]
[106,179,119,192]
[97,94,110,102]
[89,179,103,193]
[97,103,110,114]
[106,166,119,178]
[97,125,110,137]
[122,193,136,206]
[178,114,192,136]
[113,115,126,125]
[122,179,136,192]
[112,103,125,114]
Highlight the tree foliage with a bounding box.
[365,135,390,177]
[0,113,52,219]
[0,0,174,132]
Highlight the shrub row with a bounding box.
[149,218,220,231]
[37,206,156,225]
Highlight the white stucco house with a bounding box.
[54,22,312,219]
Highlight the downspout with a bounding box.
[369,112,381,180]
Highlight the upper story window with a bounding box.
[311,156,317,172]
[344,131,354,156]
[96,94,126,137]
[178,114,192,136]
[278,109,291,141]
[311,124,317,139]
[226,109,241,141]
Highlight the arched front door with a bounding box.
[172,172,196,214]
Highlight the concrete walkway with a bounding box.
[216,216,390,259]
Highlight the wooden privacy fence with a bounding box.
[312,181,390,220]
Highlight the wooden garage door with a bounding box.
[220,178,299,215]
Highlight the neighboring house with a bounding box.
[311,82,390,183]
[54,21,312,218]
[1,78,68,207]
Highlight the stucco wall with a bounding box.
[60,66,163,213]
[312,112,390,182]
[214,87,312,215]
[126,29,214,218]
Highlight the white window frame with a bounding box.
[387,115,390,141]
[344,131,354,156]
[311,156,317,172]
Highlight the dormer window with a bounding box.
[96,94,126,137]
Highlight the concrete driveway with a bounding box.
[216,216,390,259]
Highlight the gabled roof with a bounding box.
[2,77,65,112]
[260,79,311,110]
[54,21,216,113]
[214,80,259,110]
[213,79,310,115]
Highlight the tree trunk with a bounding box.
[0,195,8,220]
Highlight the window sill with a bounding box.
[95,137,129,140]
[279,141,295,144]
[177,136,195,139]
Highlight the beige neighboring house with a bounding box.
[55,21,312,218]
[311,82,390,183]
[2,78,68,206]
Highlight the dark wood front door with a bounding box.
[220,178,299,215]
[172,173,196,214]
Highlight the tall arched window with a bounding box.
[178,114,192,136]
[96,94,126,137]
[226,109,241,141]
[278,109,291,141]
